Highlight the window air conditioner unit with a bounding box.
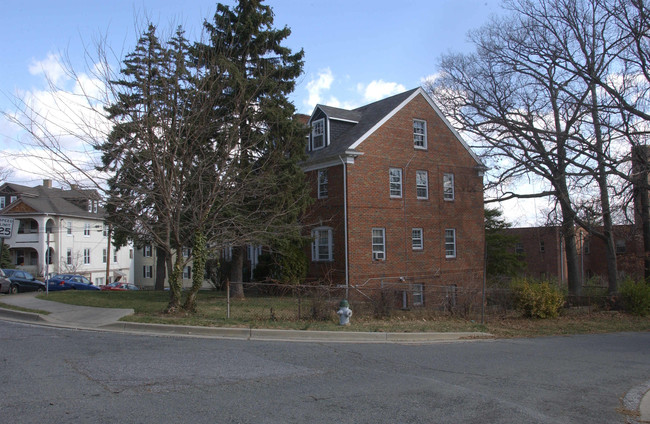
[373,252,385,260]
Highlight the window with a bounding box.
[389,168,402,198]
[515,243,524,255]
[412,228,423,250]
[413,283,424,306]
[129,249,133,259]
[182,247,191,258]
[88,200,92,213]
[372,228,386,260]
[46,248,52,265]
[10,195,17,204]
[312,119,325,150]
[143,265,152,279]
[443,173,455,201]
[102,248,107,263]
[95,277,104,286]
[66,249,72,265]
[183,266,192,279]
[416,170,428,199]
[413,119,427,149]
[67,221,72,235]
[83,248,91,264]
[311,227,333,261]
[84,223,91,236]
[318,169,328,199]
[16,250,24,265]
[616,239,627,254]
[103,225,109,236]
[0,197,4,209]
[143,244,152,257]
[539,241,545,253]
[113,250,118,263]
[93,201,98,213]
[445,229,456,258]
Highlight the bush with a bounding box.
[512,279,565,319]
[619,279,650,316]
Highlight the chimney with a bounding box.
[43,179,52,188]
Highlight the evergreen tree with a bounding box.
[485,208,525,281]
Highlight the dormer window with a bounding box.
[312,119,325,150]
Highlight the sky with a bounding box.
[0,0,541,226]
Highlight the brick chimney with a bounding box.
[43,179,52,188]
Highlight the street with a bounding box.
[1,320,648,423]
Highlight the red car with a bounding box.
[100,282,139,291]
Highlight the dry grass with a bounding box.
[34,290,650,338]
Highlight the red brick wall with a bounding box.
[303,93,485,293]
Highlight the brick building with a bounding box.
[506,226,644,286]
[301,87,486,307]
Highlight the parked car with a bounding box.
[45,274,100,291]
[0,269,11,294]
[100,282,139,291]
[2,269,46,293]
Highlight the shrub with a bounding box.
[619,278,650,317]
[511,278,565,319]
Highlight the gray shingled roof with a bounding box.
[0,182,103,219]
[304,88,419,165]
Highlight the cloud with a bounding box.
[358,80,406,102]
[29,53,68,86]
[305,68,334,108]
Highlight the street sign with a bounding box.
[0,217,14,238]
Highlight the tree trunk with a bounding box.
[632,146,650,281]
[183,230,207,313]
[229,246,245,299]
[155,246,167,291]
[166,256,183,313]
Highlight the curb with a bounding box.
[0,307,48,323]
[0,306,493,343]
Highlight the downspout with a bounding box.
[338,155,349,298]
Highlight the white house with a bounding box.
[0,180,133,285]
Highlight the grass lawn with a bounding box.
[35,290,650,338]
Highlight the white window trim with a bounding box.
[83,223,91,237]
[412,228,423,250]
[83,248,91,264]
[183,266,192,279]
[317,168,328,199]
[443,173,455,201]
[143,245,152,258]
[67,221,72,235]
[445,229,457,259]
[389,168,402,198]
[66,248,72,265]
[311,227,333,262]
[413,283,424,306]
[311,118,325,150]
[416,170,429,200]
[102,248,107,264]
[413,119,427,149]
[0,197,5,209]
[372,228,386,261]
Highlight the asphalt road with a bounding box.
[1,321,648,423]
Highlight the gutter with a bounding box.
[338,155,349,298]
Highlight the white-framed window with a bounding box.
[372,228,386,261]
[412,228,423,250]
[445,229,456,258]
[413,283,424,306]
[102,248,107,263]
[389,168,402,198]
[83,248,91,264]
[143,265,152,278]
[318,168,328,199]
[113,250,118,263]
[182,247,191,258]
[10,195,17,204]
[66,221,72,235]
[66,249,72,265]
[93,201,98,213]
[183,266,191,279]
[413,119,427,149]
[311,227,333,262]
[443,173,455,201]
[416,170,428,199]
[143,244,152,257]
[95,277,104,286]
[87,200,92,213]
[312,118,325,150]
[84,223,91,236]
[0,197,5,209]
